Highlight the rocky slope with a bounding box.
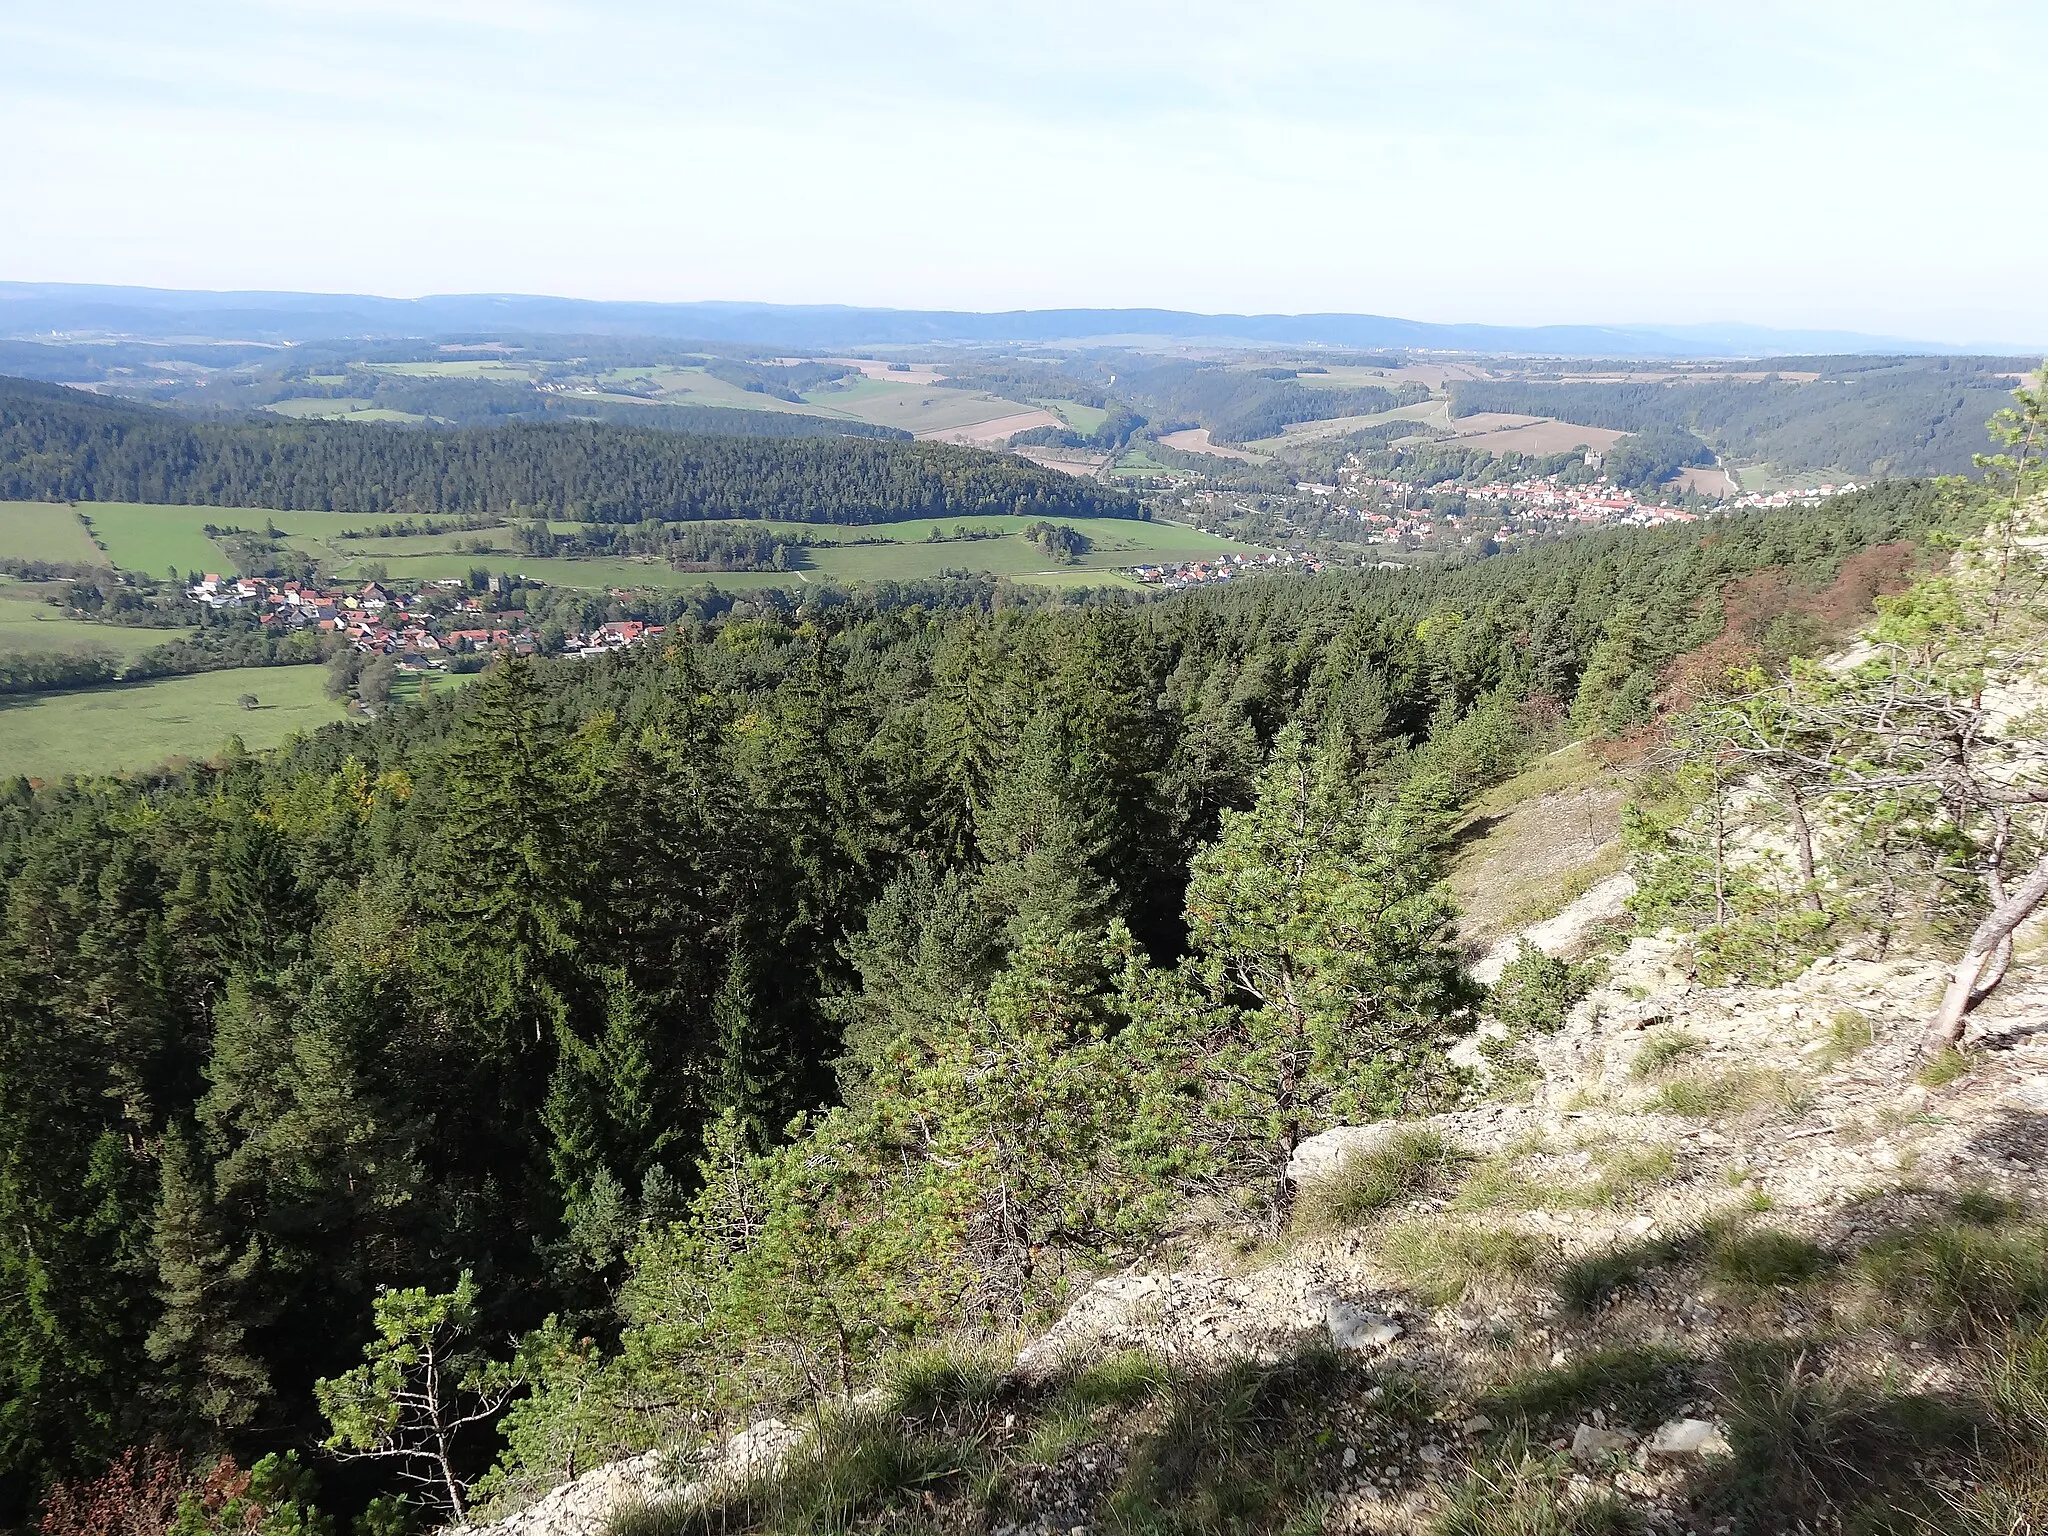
[458,753,2048,1536]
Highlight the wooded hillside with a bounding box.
[0,474,1963,1530]
[0,378,1135,525]
[1450,357,2029,477]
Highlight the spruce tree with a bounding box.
[145,1133,270,1436]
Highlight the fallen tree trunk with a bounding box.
[1923,851,2048,1057]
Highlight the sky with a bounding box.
[3,0,2041,345]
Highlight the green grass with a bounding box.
[1432,1438,1639,1536]
[1378,1220,1550,1304]
[0,502,106,565]
[1294,1128,1461,1232]
[1448,1144,1675,1216]
[1817,1008,1875,1067]
[611,1406,972,1536]
[1039,398,1109,434]
[1916,1047,1971,1087]
[1631,1029,1704,1079]
[0,587,168,658]
[1104,1347,1346,1535]
[1651,1068,1798,1119]
[68,502,231,577]
[0,665,344,780]
[1707,1227,1831,1290]
[1483,1344,1695,1430]
[1555,1235,1679,1314]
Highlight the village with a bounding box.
[1130,548,1325,589]
[184,572,667,661]
[1326,453,1863,549]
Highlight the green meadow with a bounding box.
[68,502,234,577]
[0,665,342,781]
[0,663,474,781]
[0,501,106,565]
[0,582,170,658]
[1041,399,1110,434]
[7,500,1261,595]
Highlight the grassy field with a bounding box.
[0,665,345,780]
[795,376,1042,434]
[69,503,232,578]
[325,550,786,589]
[1041,399,1110,434]
[0,502,107,565]
[1294,365,1404,388]
[0,583,172,657]
[1246,398,1451,453]
[10,501,495,578]
[0,661,476,781]
[1110,443,1176,476]
[581,368,823,416]
[323,514,1259,592]
[20,500,1266,595]
[365,360,539,381]
[262,399,437,425]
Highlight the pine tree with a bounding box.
[211,813,303,976]
[711,945,785,1150]
[146,1133,271,1436]
[973,710,1117,948]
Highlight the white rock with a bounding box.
[1472,873,1637,985]
[1571,1423,1633,1460]
[1647,1418,1731,1456]
[1326,1301,1402,1351]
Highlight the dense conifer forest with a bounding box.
[0,473,1959,1528]
[0,379,1133,524]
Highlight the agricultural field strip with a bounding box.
[13,500,1258,594]
[0,500,107,565]
[0,665,343,781]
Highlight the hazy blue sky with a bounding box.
[4,1,2040,343]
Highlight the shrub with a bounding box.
[1490,944,1598,1035]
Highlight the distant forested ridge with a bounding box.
[0,377,1135,524]
[1109,358,1430,443]
[1450,357,2032,477]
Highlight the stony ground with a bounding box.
[462,926,2046,1536]
[457,740,2048,1535]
